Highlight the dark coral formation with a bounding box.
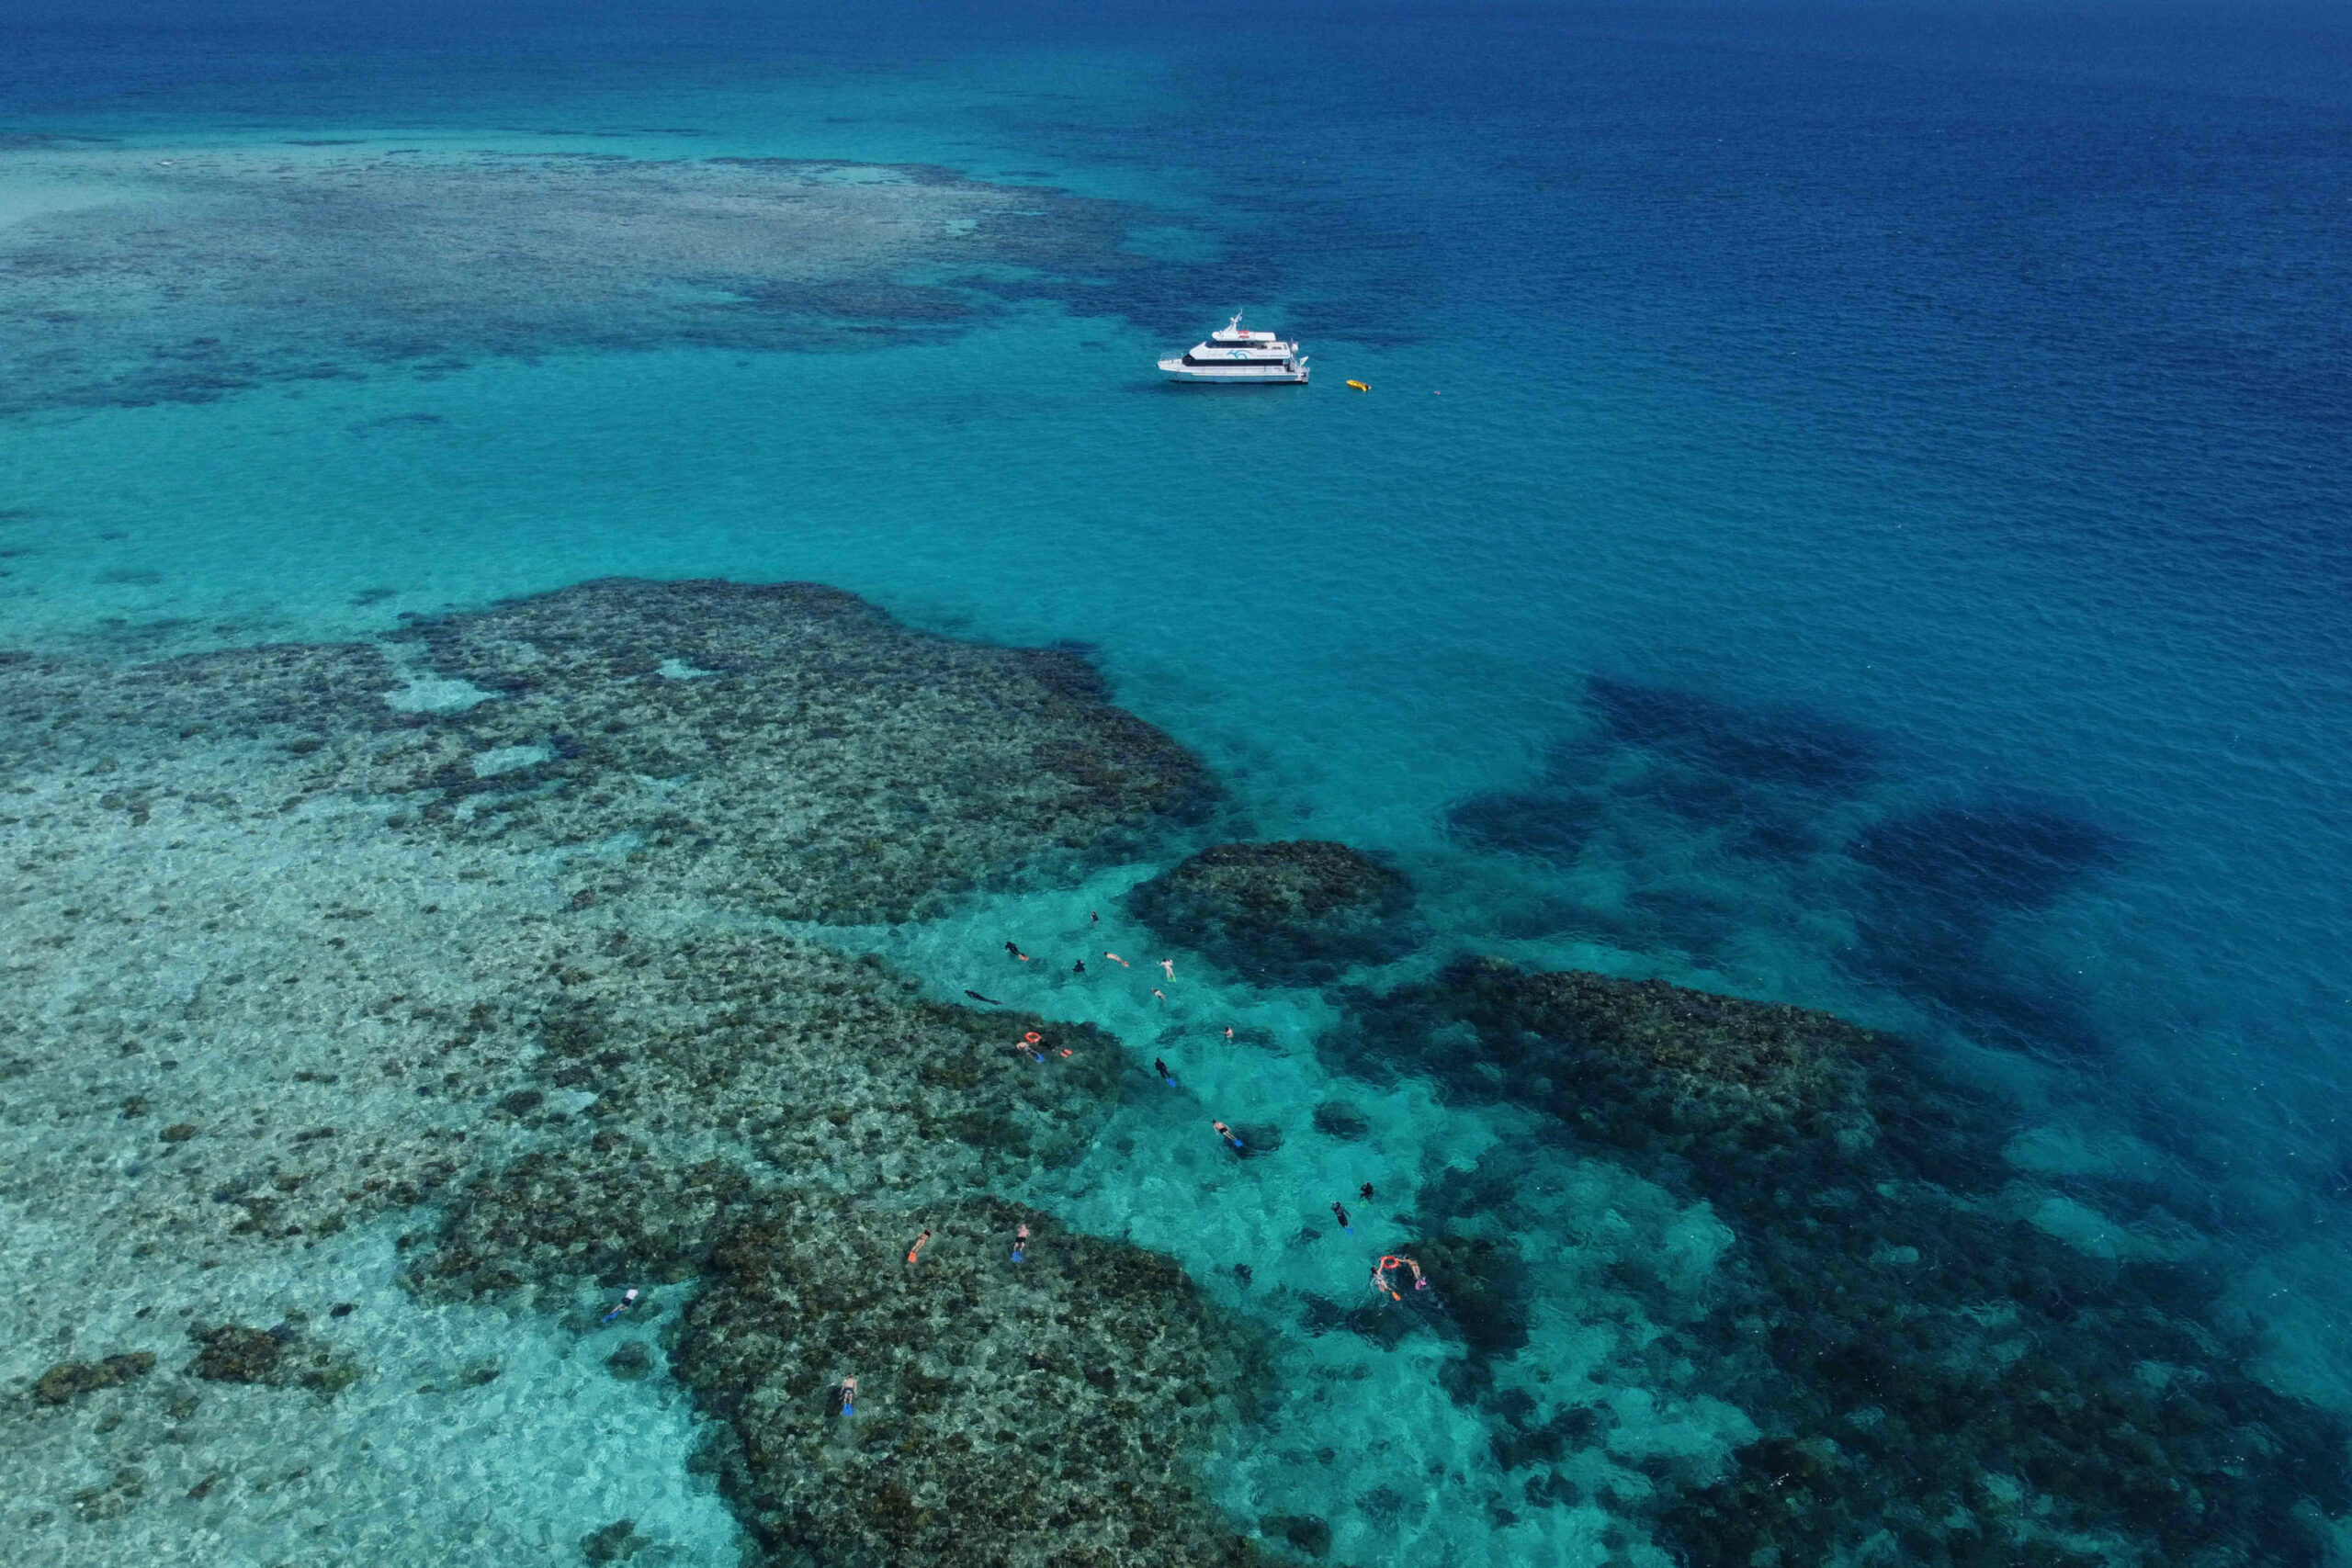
[1,579,1214,925]
[1322,958,2352,1567]
[418,1161,1267,1565]
[380,896,1264,1565]
[1845,798,2120,1059]
[1445,676,2119,1056]
[186,1323,360,1398]
[581,1518,650,1562]
[382,580,1215,920]
[679,1193,1264,1568]
[34,1354,156,1406]
[1449,676,1874,874]
[186,1325,289,1385]
[1127,840,1416,985]
[400,941,1266,1564]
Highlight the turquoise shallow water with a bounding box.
[6,3,2352,1562]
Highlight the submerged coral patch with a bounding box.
[1583,676,1877,799]
[1447,678,2120,1057]
[1322,958,2351,1566]
[1843,797,2122,1057]
[1449,676,1876,875]
[1,578,1214,925]
[679,1193,1264,1568]
[1127,840,1418,985]
[0,144,1157,415]
[34,1353,157,1406]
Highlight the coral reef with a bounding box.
[402,948,1263,1564]
[0,581,1239,1564]
[3,578,1214,924]
[678,1192,1267,1568]
[581,1518,650,1562]
[1127,840,1416,985]
[1445,677,2120,1057]
[1322,958,2352,1566]
[1447,676,1874,875]
[35,1355,156,1406]
[0,144,1214,416]
[187,1323,363,1399]
[417,1142,1270,1564]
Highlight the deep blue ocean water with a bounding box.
[5,3,2351,1562]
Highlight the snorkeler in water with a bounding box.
[1072,958,1086,976]
[1159,958,1175,980]
[1005,941,1029,962]
[600,1288,639,1324]
[1331,1201,1352,1234]
[839,1375,857,1416]
[1012,1223,1029,1263]
[1154,1057,1178,1087]
[1359,1181,1374,1201]
[1212,1120,1245,1152]
[906,1229,933,1265]
[1370,1255,1429,1302]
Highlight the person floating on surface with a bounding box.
[600,1288,639,1324]
[1331,1201,1352,1234]
[1213,1119,1245,1152]
[1152,987,1167,1004]
[840,1375,857,1416]
[1154,1057,1178,1086]
[907,1229,933,1265]
[1012,1223,1029,1263]
[1103,952,1130,967]
[1371,1254,1428,1302]
[1224,1027,1235,1042]
[1159,958,1175,980]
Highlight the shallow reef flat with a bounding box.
[1322,959,2352,1567]
[0,142,1146,414]
[0,580,1256,1566]
[3,578,1214,923]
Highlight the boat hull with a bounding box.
[1158,358,1308,385]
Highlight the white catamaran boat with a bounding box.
[1159,313,1308,384]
